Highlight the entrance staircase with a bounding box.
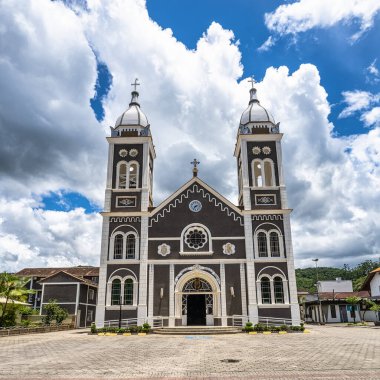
[153,326,242,335]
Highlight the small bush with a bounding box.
[91,323,97,334]
[129,325,138,333]
[271,326,281,332]
[142,322,151,333]
[243,322,254,332]
[253,323,265,332]
[280,324,289,331]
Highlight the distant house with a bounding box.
[361,267,380,298]
[304,278,369,323]
[16,266,99,327]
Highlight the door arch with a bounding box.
[174,267,221,326]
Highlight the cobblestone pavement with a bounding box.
[0,325,379,379]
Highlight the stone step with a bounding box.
[153,327,241,335]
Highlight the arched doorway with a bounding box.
[175,266,221,326]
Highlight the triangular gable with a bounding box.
[149,177,243,227]
[39,270,86,284]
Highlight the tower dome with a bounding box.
[239,81,279,135]
[111,79,150,137]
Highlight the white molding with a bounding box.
[148,236,245,241]
[106,143,114,189]
[169,264,175,327]
[75,283,80,315]
[137,216,149,324]
[179,251,214,256]
[148,259,247,264]
[39,282,81,285]
[149,179,243,226]
[148,264,154,322]
[240,263,248,317]
[257,304,290,308]
[40,302,76,305]
[106,275,138,307]
[106,306,138,311]
[220,263,227,326]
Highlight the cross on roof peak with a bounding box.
[248,76,256,89]
[190,158,200,169]
[131,78,140,92]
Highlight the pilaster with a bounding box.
[137,216,149,324]
[220,263,227,326]
[169,264,175,327]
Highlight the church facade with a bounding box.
[95,80,300,327]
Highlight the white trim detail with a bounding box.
[106,273,138,307]
[175,264,221,286]
[110,217,141,223]
[253,224,284,259]
[180,223,213,255]
[149,183,243,227]
[252,215,283,221]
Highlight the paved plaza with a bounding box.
[0,325,379,379]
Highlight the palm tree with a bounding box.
[0,272,34,326]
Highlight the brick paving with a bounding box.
[0,325,379,379]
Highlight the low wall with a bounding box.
[0,324,75,337]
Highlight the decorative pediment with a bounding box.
[149,178,243,227]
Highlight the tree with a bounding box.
[42,299,68,325]
[346,296,361,324]
[0,272,34,327]
[369,303,380,323]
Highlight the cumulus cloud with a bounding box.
[339,90,380,127]
[0,0,380,271]
[366,59,380,83]
[0,199,102,272]
[265,0,380,41]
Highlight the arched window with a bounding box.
[258,232,268,257]
[274,277,284,303]
[123,278,134,305]
[253,160,263,187]
[126,234,136,259]
[114,234,124,259]
[269,232,280,257]
[263,160,274,186]
[129,163,138,188]
[117,163,127,189]
[261,277,271,304]
[111,279,121,305]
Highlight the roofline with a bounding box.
[150,176,242,217]
[38,270,98,287]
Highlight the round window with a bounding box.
[185,227,208,250]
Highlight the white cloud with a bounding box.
[265,0,380,41]
[339,90,380,127]
[0,199,102,272]
[366,59,380,83]
[0,0,380,272]
[257,36,276,52]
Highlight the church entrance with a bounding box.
[187,294,206,325]
[181,277,214,326]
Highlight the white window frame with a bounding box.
[88,288,95,301]
[256,269,289,305]
[109,226,140,261]
[254,225,284,259]
[116,160,140,189]
[106,273,138,309]
[179,223,213,255]
[251,158,276,188]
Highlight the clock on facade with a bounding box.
[189,200,202,212]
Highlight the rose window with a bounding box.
[185,227,208,250]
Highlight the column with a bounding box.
[137,216,149,324]
[240,263,248,317]
[148,264,154,324]
[220,263,227,326]
[169,264,175,327]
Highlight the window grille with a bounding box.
[111,279,121,305]
[273,277,284,303]
[258,232,268,257]
[126,234,136,259]
[124,279,133,305]
[118,163,127,189]
[183,278,212,292]
[270,232,280,257]
[261,278,271,304]
[114,234,123,259]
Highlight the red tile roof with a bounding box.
[16,266,99,278]
[319,291,370,300]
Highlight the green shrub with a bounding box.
[91,323,97,334]
[253,323,265,332]
[280,324,289,331]
[129,325,138,333]
[271,326,281,332]
[243,322,254,332]
[142,322,151,333]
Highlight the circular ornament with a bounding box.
[129,149,138,157]
[185,227,207,250]
[252,146,261,155]
[189,200,202,212]
[262,146,271,155]
[157,243,171,257]
[119,149,128,157]
[223,242,236,255]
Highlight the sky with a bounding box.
[0,0,379,272]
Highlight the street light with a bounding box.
[118,295,122,329]
[312,258,323,324]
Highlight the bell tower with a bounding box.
[96,79,155,327]
[234,79,300,325]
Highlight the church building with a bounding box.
[95,79,300,327]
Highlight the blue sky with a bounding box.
[1,0,380,271]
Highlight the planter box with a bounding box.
[122,333,132,336]
[137,332,146,336]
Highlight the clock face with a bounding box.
[189,200,202,212]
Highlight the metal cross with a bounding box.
[190,158,200,169]
[248,76,256,89]
[131,78,140,91]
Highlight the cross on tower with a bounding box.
[248,76,256,89]
[190,158,200,177]
[131,78,140,91]
[190,158,200,169]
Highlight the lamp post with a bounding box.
[118,295,122,329]
[312,258,323,324]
